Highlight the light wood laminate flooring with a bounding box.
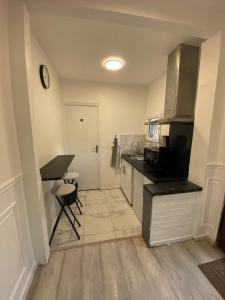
[28,237,224,300]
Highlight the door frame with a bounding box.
[63,102,101,190]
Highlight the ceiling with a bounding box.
[27,0,225,85]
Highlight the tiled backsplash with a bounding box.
[119,134,145,154]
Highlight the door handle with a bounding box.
[96,145,99,153]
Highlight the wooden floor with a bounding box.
[27,238,225,300]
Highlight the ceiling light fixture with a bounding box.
[103,57,125,71]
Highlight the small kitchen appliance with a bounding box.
[144,147,171,168]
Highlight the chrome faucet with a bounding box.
[136,141,140,154]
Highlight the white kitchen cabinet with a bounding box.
[133,169,152,222]
[120,159,133,205]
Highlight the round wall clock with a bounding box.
[39,64,50,89]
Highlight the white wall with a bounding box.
[0,0,36,299]
[61,80,147,188]
[187,33,222,240]
[146,73,166,120]
[208,30,225,167]
[189,33,221,186]
[9,0,50,264]
[31,36,64,168]
[30,35,65,235]
[197,30,225,242]
[0,1,21,183]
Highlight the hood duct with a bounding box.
[147,44,200,125]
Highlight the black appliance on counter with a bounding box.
[144,147,173,169]
[168,123,194,177]
[144,123,194,177]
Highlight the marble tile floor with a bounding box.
[50,188,141,251]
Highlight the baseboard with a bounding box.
[19,262,38,300]
[193,234,206,240]
[10,261,37,300]
[204,234,217,246]
[150,235,193,247]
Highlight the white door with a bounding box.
[64,105,99,190]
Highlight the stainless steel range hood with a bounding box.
[147,44,200,125]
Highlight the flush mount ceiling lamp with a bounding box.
[103,57,125,71]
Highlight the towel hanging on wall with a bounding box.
[111,135,121,168]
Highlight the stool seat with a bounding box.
[63,172,83,210]
[52,183,75,196]
[63,172,79,180]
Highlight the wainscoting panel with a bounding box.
[0,174,36,300]
[42,180,59,238]
[0,203,24,300]
[202,164,225,242]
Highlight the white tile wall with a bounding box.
[119,134,145,154]
[150,192,201,246]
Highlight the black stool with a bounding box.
[63,172,83,209]
[49,184,81,245]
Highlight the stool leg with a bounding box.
[74,181,83,208]
[77,195,83,207]
[75,199,83,215]
[56,197,80,240]
[49,207,63,245]
[67,205,81,227]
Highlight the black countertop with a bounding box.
[144,181,202,196]
[40,155,75,181]
[121,154,187,183]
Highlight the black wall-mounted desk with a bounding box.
[40,155,75,181]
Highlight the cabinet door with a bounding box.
[133,170,152,222]
[133,169,144,222]
[120,160,125,190]
[120,160,132,204]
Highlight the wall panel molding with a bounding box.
[10,262,37,300]
[206,162,225,170]
[0,173,23,195]
[0,201,16,221]
[0,174,35,300]
[0,198,24,299]
[201,163,225,242]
